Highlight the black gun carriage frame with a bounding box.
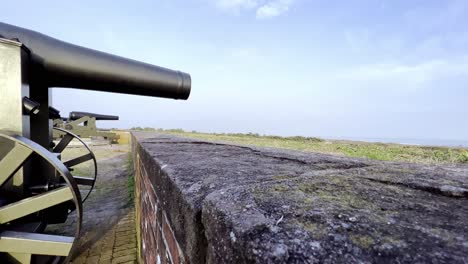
[0,22,191,263]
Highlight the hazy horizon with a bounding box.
[2,0,468,142]
[126,127,468,147]
[130,127,468,148]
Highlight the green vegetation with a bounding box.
[130,127,157,131]
[350,234,375,249]
[151,128,468,165]
[61,144,126,161]
[126,152,135,204]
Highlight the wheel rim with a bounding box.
[52,127,97,203]
[0,131,83,263]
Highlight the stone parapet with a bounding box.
[132,132,468,264]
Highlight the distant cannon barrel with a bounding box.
[69,111,119,121]
[0,22,191,99]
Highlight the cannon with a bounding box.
[0,22,191,263]
[53,111,121,143]
[68,111,119,120]
[69,112,119,121]
[53,111,121,202]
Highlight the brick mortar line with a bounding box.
[139,149,186,264]
[141,155,173,263]
[161,211,180,264]
[135,154,143,263]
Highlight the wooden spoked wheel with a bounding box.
[0,131,82,263]
[53,127,97,203]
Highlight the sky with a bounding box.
[2,0,468,143]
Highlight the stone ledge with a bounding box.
[132,132,468,264]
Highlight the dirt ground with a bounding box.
[46,142,137,263]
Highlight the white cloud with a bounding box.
[210,0,294,19]
[256,0,294,19]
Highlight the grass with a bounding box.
[139,128,468,165]
[126,152,135,203]
[59,140,127,177]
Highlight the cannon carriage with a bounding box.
[53,111,120,143]
[0,22,191,263]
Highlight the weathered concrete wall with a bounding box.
[132,132,468,264]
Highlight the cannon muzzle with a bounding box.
[69,111,119,121]
[0,22,191,99]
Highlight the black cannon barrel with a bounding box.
[0,22,191,99]
[69,111,119,121]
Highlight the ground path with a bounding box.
[47,144,138,264]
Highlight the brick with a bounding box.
[154,226,161,253]
[115,230,135,237]
[114,243,136,252]
[119,235,136,241]
[120,219,133,224]
[117,220,133,225]
[163,251,171,264]
[102,237,116,243]
[102,243,115,251]
[162,214,181,264]
[115,235,136,241]
[117,222,134,227]
[71,255,88,264]
[100,250,113,259]
[115,233,136,240]
[116,226,134,233]
[88,246,103,257]
[86,256,100,264]
[99,256,112,263]
[113,248,136,258]
[115,239,137,247]
[142,222,157,258]
[156,227,166,258]
[82,249,91,258]
[111,254,136,264]
[156,205,163,226]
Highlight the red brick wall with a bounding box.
[135,153,185,264]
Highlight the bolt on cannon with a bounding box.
[0,22,191,263]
